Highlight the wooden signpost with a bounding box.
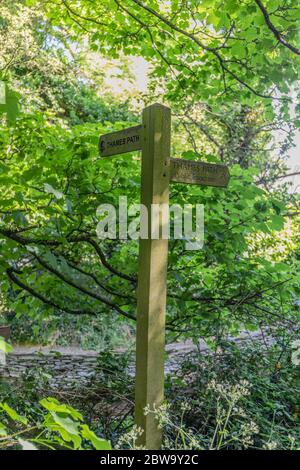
[99,103,230,449]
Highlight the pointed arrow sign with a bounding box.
[99,125,142,157]
[170,157,230,187]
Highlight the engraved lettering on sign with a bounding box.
[99,125,142,157]
[170,158,230,187]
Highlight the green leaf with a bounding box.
[0,422,7,437]
[81,425,112,450]
[269,214,284,231]
[231,42,246,58]
[0,337,13,353]
[0,84,20,124]
[40,398,83,421]
[0,403,28,425]
[244,28,258,40]
[51,412,80,436]
[43,411,82,449]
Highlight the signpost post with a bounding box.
[135,104,171,450]
[99,103,230,449]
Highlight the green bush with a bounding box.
[162,341,300,450]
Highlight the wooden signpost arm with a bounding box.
[135,103,171,449]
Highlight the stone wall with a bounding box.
[0,351,99,389]
[0,333,267,390]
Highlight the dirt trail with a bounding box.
[10,330,267,357]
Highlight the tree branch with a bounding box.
[6,267,95,316]
[255,0,300,55]
[66,259,136,302]
[0,229,136,283]
[32,252,136,321]
[129,0,278,99]
[70,235,136,283]
[61,0,108,27]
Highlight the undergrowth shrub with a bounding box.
[1,340,299,450]
[162,341,300,450]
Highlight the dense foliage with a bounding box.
[0,1,299,337]
[0,112,298,338]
